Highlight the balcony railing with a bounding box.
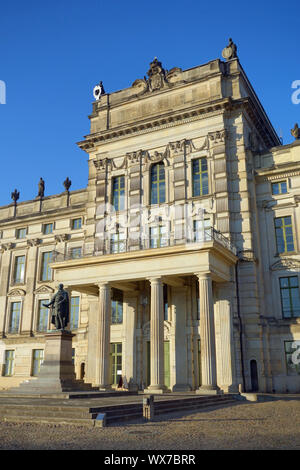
[52,228,237,263]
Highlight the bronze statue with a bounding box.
[43,284,70,330]
[291,123,300,140]
[222,38,238,61]
[37,177,45,198]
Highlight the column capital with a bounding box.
[195,272,211,281]
[95,281,110,289]
[147,277,163,285]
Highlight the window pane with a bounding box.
[4,350,15,376]
[151,163,165,205]
[14,256,25,283]
[32,349,44,376]
[192,158,208,197]
[41,252,52,281]
[9,302,21,333]
[37,300,48,331]
[70,296,80,329]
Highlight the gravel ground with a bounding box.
[0,398,300,450]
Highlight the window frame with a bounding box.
[40,251,53,282]
[13,254,26,284]
[150,162,166,205]
[271,180,288,195]
[71,218,82,230]
[70,296,80,330]
[16,227,27,239]
[3,350,15,376]
[112,175,125,212]
[274,215,295,254]
[192,157,209,198]
[279,276,300,319]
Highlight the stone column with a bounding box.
[95,282,111,390]
[146,277,166,393]
[196,273,220,395]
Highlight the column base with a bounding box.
[196,385,222,395]
[145,385,167,394]
[98,385,112,392]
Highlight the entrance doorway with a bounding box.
[250,359,259,392]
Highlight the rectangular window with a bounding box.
[111,289,123,324]
[275,216,295,253]
[37,300,48,332]
[14,255,25,283]
[163,284,168,321]
[192,158,209,197]
[112,176,125,211]
[284,341,300,375]
[150,225,168,249]
[71,218,82,230]
[280,277,300,318]
[194,219,211,242]
[43,223,53,235]
[16,228,27,239]
[151,163,165,205]
[70,296,80,330]
[272,181,287,195]
[70,247,82,259]
[9,302,21,333]
[41,252,53,281]
[110,232,126,253]
[4,350,15,376]
[32,349,44,376]
[110,343,122,385]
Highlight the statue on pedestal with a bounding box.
[291,123,300,140]
[43,284,70,330]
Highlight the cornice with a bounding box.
[78,98,232,152]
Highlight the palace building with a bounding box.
[0,45,300,394]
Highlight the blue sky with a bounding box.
[0,0,298,205]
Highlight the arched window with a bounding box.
[192,158,208,197]
[150,162,165,204]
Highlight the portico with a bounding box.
[51,237,237,393]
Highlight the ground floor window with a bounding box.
[32,349,44,376]
[70,296,80,329]
[111,289,123,324]
[4,350,15,376]
[285,341,300,375]
[110,343,122,386]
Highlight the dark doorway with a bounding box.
[80,363,85,380]
[250,360,259,391]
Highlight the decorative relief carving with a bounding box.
[0,243,15,252]
[27,239,40,247]
[55,234,69,243]
[270,258,300,271]
[208,129,227,144]
[132,57,169,95]
[8,288,26,297]
[34,285,55,294]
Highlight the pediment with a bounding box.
[270,258,300,271]
[8,288,26,297]
[34,285,54,294]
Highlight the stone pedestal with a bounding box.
[8,330,94,395]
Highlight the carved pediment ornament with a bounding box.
[8,288,26,297]
[270,258,300,271]
[27,239,40,247]
[34,285,54,294]
[55,234,69,243]
[132,57,169,94]
[0,243,15,252]
[208,129,227,145]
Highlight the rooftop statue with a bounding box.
[63,177,72,192]
[11,189,20,203]
[291,123,300,140]
[37,177,45,198]
[222,38,238,61]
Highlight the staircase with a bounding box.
[0,394,238,427]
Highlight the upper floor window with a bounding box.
[112,176,125,211]
[16,228,27,239]
[43,223,53,235]
[14,255,25,284]
[70,296,80,330]
[111,289,123,324]
[150,225,168,249]
[150,163,165,205]
[280,276,300,319]
[192,158,209,197]
[111,231,126,253]
[9,302,21,333]
[275,216,295,254]
[272,181,287,195]
[193,219,211,242]
[70,247,82,259]
[41,251,53,281]
[71,218,82,230]
[37,300,48,332]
